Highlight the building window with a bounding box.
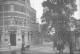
[21,7,24,12]
[11,17,15,25]
[26,0,30,5]
[0,5,3,11]
[18,18,24,26]
[12,17,18,25]
[24,19,26,26]
[21,8,23,12]
[28,31,33,42]
[30,19,34,24]
[18,0,25,2]
[10,5,14,11]
[20,6,26,13]
[22,0,25,2]
[0,30,2,42]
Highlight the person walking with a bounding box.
[57,41,65,54]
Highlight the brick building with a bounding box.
[0,0,39,50]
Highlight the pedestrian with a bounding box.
[53,41,57,50]
[60,42,65,53]
[57,41,65,54]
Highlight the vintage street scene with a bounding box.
[0,0,80,54]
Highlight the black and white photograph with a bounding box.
[0,0,80,54]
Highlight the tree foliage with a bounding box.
[41,0,77,54]
[41,0,77,41]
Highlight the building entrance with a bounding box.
[10,31,16,46]
[22,34,25,44]
[21,31,25,51]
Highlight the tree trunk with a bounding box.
[69,41,74,54]
[53,40,57,51]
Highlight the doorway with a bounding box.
[21,31,25,51]
[10,31,16,46]
[22,34,25,44]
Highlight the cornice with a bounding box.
[0,11,30,17]
[3,1,36,14]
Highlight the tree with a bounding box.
[41,0,77,54]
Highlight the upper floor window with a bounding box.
[10,5,14,11]
[0,30,2,42]
[24,19,26,26]
[0,5,3,11]
[21,8,23,12]
[30,19,35,24]
[18,18,24,26]
[22,0,26,2]
[26,0,30,5]
[21,7,26,13]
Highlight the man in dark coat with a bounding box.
[57,41,65,53]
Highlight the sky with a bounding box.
[74,0,80,19]
[30,0,46,18]
[30,0,80,21]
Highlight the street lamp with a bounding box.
[69,21,77,51]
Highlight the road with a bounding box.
[0,49,80,54]
[0,42,80,54]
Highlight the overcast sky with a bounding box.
[30,0,80,20]
[74,0,80,19]
[30,0,46,18]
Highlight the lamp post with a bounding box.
[69,21,76,54]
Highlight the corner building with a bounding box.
[0,0,36,50]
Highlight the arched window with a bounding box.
[10,5,14,11]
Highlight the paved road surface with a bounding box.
[0,51,80,54]
[0,42,80,54]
